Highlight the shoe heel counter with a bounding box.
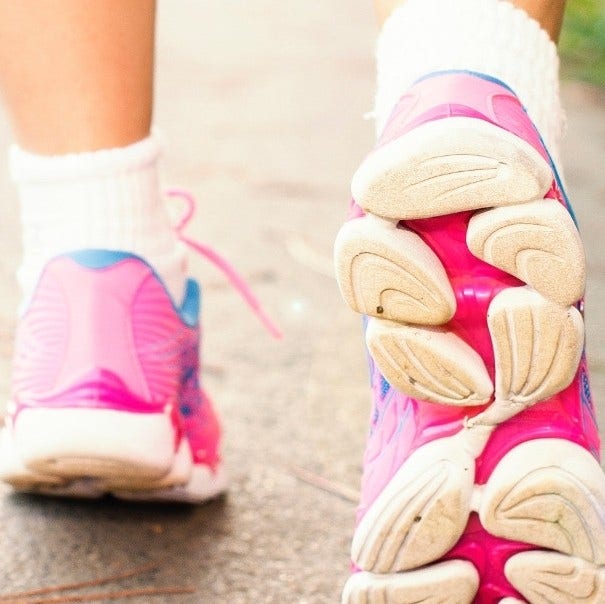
[12,252,185,414]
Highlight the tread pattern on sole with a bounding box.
[338,113,598,602]
[335,216,456,325]
[341,561,479,604]
[506,551,605,604]
[480,439,605,564]
[351,433,481,573]
[347,438,605,603]
[351,118,552,220]
[467,199,586,307]
[365,319,493,406]
[464,287,585,427]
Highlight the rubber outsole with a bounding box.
[505,551,605,604]
[344,434,605,602]
[350,431,480,573]
[467,199,585,307]
[0,409,227,503]
[336,116,603,603]
[365,319,493,406]
[350,118,553,221]
[334,215,456,325]
[341,561,480,604]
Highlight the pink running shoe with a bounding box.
[0,191,280,502]
[335,71,605,603]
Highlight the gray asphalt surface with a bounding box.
[0,2,602,602]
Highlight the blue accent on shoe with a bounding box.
[180,404,193,418]
[180,279,200,327]
[63,248,201,327]
[579,356,597,425]
[66,249,137,269]
[534,129,578,225]
[380,375,391,399]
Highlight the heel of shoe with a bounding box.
[9,407,178,481]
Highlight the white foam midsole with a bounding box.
[11,407,177,478]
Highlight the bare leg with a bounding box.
[512,0,566,41]
[0,0,155,154]
[374,0,566,42]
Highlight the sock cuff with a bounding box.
[9,132,163,184]
[375,0,563,157]
[12,129,187,303]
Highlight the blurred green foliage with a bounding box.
[560,0,605,85]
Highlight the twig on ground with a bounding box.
[10,586,195,604]
[0,561,160,601]
[289,464,359,503]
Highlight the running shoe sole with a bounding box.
[335,116,605,603]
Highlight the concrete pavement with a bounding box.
[0,2,603,602]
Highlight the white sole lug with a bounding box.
[506,551,605,604]
[366,319,493,406]
[468,199,585,307]
[480,439,605,564]
[351,118,552,220]
[334,216,455,325]
[351,433,479,573]
[469,287,585,427]
[341,560,479,604]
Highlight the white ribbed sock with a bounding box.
[375,0,564,168]
[10,133,187,304]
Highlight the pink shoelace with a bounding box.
[167,188,283,340]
